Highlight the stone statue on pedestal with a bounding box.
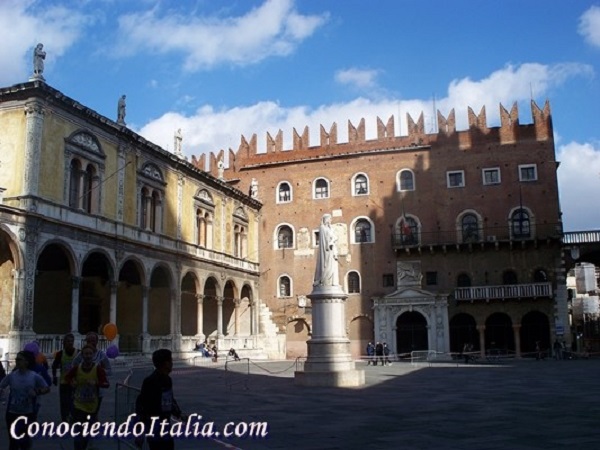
[313,214,339,288]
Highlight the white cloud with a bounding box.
[557,141,600,231]
[138,61,592,161]
[0,0,91,85]
[579,5,600,48]
[442,63,593,129]
[115,0,328,71]
[335,68,380,90]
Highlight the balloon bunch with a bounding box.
[103,323,119,359]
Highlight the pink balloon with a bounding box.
[106,344,119,359]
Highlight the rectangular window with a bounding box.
[446,170,465,188]
[425,271,438,286]
[482,168,501,185]
[382,273,394,287]
[519,164,537,182]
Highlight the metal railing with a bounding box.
[392,223,562,249]
[454,282,552,301]
[563,230,600,244]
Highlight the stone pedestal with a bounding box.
[294,285,365,387]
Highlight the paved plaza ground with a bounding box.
[2,356,600,449]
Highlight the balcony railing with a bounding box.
[1,196,259,274]
[454,282,552,302]
[392,223,562,250]
[563,230,600,244]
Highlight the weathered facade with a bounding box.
[0,80,263,358]
[204,101,565,360]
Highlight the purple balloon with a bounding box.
[24,342,40,355]
[106,344,119,359]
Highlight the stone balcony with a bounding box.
[453,282,552,302]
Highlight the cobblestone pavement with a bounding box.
[3,357,600,449]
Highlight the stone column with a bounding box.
[513,324,522,358]
[233,298,241,336]
[71,276,81,333]
[477,325,486,358]
[295,285,365,387]
[248,300,255,336]
[109,282,118,325]
[141,286,149,335]
[196,294,205,340]
[216,297,224,337]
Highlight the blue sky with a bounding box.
[1,0,599,231]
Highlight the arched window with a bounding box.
[398,170,415,191]
[196,209,207,247]
[69,159,82,208]
[81,164,96,213]
[457,273,471,287]
[138,162,165,233]
[314,178,329,199]
[234,224,246,258]
[502,270,518,285]
[64,131,105,215]
[348,271,361,293]
[277,182,292,203]
[511,208,530,238]
[461,214,479,242]
[278,276,291,297]
[397,216,419,245]
[354,174,368,195]
[140,187,149,230]
[277,225,294,249]
[194,189,214,250]
[354,219,372,243]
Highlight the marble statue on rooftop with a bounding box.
[32,43,46,80]
[174,128,183,157]
[117,95,127,125]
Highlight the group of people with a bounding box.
[194,340,219,361]
[366,342,392,366]
[0,331,112,450]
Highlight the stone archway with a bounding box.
[202,277,219,340]
[520,310,550,356]
[117,259,144,352]
[180,272,198,336]
[485,312,514,354]
[396,311,428,356]
[449,313,479,353]
[0,230,18,335]
[79,251,113,335]
[148,266,172,336]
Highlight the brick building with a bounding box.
[203,100,566,360]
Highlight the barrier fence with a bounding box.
[115,382,148,450]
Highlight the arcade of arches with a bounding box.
[0,230,257,353]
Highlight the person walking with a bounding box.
[383,342,392,366]
[66,345,110,450]
[137,349,183,450]
[366,342,375,365]
[553,339,562,360]
[0,351,50,450]
[375,342,384,366]
[52,332,79,421]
